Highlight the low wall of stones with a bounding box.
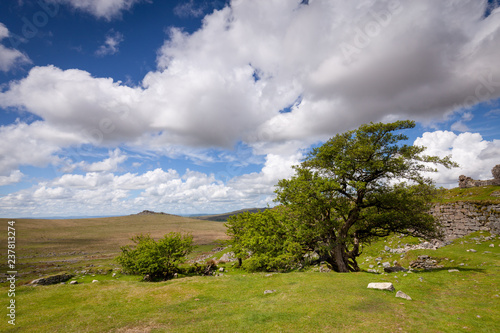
[430,202,500,240]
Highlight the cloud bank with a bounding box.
[2,1,500,155]
[1,0,500,216]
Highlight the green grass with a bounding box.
[435,185,500,203]
[1,214,499,332]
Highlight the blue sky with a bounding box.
[1,0,500,218]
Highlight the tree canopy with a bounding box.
[116,232,194,280]
[226,120,457,272]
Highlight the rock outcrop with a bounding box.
[30,273,74,285]
[458,164,500,188]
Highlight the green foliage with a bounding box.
[228,120,457,273]
[226,207,304,271]
[116,232,194,280]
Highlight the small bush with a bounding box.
[116,232,194,280]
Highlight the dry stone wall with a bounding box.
[430,202,500,240]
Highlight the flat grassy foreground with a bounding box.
[0,215,499,332]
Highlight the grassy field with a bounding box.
[1,210,499,332]
[435,185,500,203]
[0,214,228,283]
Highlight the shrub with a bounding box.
[116,232,194,280]
[225,207,306,272]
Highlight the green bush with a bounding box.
[226,207,306,272]
[116,232,194,280]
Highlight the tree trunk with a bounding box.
[346,233,361,272]
[332,240,361,272]
[332,243,349,272]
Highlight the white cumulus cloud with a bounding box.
[0,170,24,186]
[415,131,500,187]
[49,0,146,20]
[0,23,30,72]
[95,30,124,56]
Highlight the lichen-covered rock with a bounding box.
[219,251,237,263]
[384,266,408,273]
[367,282,395,291]
[30,274,73,285]
[396,290,412,300]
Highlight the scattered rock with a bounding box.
[467,249,477,253]
[386,240,447,254]
[318,262,332,272]
[70,280,78,285]
[92,280,99,283]
[382,262,391,268]
[367,269,379,274]
[410,256,443,270]
[489,244,495,248]
[448,269,459,273]
[367,282,395,291]
[219,267,224,272]
[219,252,237,263]
[265,274,273,277]
[384,266,408,273]
[30,274,74,286]
[396,291,412,300]
[264,290,276,294]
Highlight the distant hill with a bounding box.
[194,207,270,222]
[131,210,179,217]
[1,213,228,259]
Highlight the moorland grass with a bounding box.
[0,230,498,332]
[0,211,499,332]
[0,214,228,284]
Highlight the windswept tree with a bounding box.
[227,120,457,272]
